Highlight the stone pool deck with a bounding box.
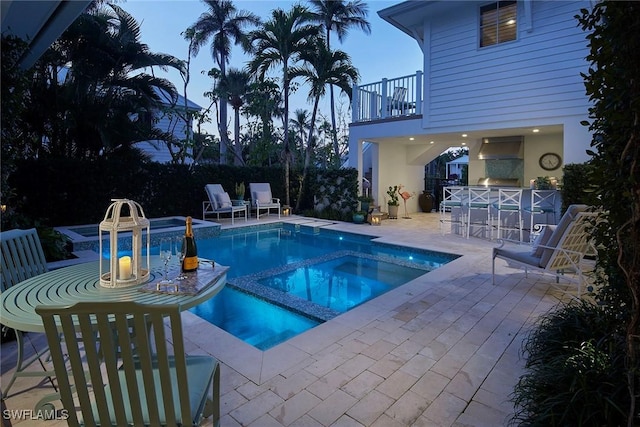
[1,212,577,426]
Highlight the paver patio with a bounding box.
[1,212,574,426]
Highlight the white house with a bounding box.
[348,0,593,213]
[135,89,203,164]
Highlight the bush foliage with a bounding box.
[6,158,358,227]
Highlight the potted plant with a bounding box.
[233,182,245,206]
[357,194,374,213]
[352,211,366,224]
[387,186,400,219]
[534,176,552,190]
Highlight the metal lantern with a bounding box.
[282,205,291,216]
[99,199,150,288]
[370,210,383,226]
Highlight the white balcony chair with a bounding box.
[492,204,598,297]
[439,186,465,235]
[0,228,55,398]
[37,301,220,427]
[202,184,247,224]
[250,183,281,219]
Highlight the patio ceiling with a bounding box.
[1,0,92,69]
[364,124,564,148]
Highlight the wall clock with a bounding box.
[539,152,562,171]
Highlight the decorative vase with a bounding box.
[352,212,365,224]
[388,205,399,219]
[418,192,434,212]
[360,202,370,213]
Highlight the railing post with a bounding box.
[415,70,423,115]
[380,78,388,118]
[351,83,359,123]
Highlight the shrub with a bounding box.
[510,300,627,426]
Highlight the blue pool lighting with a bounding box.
[189,223,458,350]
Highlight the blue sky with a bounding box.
[123,0,422,135]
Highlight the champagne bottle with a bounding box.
[181,216,198,272]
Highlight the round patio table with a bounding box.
[0,260,227,333]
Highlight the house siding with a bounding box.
[425,0,590,129]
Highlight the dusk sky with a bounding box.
[123,0,423,135]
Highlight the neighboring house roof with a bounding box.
[1,0,92,68]
[154,87,202,112]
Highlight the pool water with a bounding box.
[189,223,458,350]
[258,255,426,313]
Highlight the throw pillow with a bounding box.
[530,225,555,257]
[256,191,272,204]
[216,192,232,208]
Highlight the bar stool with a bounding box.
[494,188,523,242]
[525,189,558,242]
[466,187,492,239]
[439,186,465,235]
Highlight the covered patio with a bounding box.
[2,213,575,426]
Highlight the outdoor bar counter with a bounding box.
[444,186,562,240]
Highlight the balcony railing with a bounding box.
[351,71,422,123]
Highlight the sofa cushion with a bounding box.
[216,192,232,209]
[256,191,272,204]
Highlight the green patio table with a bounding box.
[0,259,227,411]
[0,260,227,333]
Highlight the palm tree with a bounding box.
[27,3,183,159]
[292,39,359,210]
[188,0,260,164]
[248,5,321,206]
[218,67,251,165]
[309,0,370,166]
[290,109,311,165]
[243,78,283,165]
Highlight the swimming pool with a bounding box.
[190,223,458,350]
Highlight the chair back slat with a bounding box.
[544,211,598,272]
[497,189,522,209]
[36,302,203,427]
[1,228,48,292]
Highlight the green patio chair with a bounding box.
[0,227,54,397]
[36,301,220,427]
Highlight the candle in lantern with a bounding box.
[119,256,132,280]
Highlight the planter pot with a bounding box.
[232,199,245,206]
[360,202,370,213]
[418,192,434,212]
[388,204,399,219]
[352,213,366,224]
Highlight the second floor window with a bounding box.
[480,1,517,47]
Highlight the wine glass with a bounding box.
[159,238,173,284]
[174,236,187,280]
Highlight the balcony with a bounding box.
[351,71,423,124]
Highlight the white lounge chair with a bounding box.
[249,183,280,219]
[492,204,598,297]
[202,184,247,224]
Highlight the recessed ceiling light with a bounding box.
[507,19,516,25]
[532,128,540,133]
[409,137,415,141]
[462,134,468,137]
[429,141,434,144]
[461,142,467,146]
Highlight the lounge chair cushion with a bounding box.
[494,247,541,267]
[256,191,272,204]
[539,204,587,267]
[215,192,232,208]
[530,225,555,257]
